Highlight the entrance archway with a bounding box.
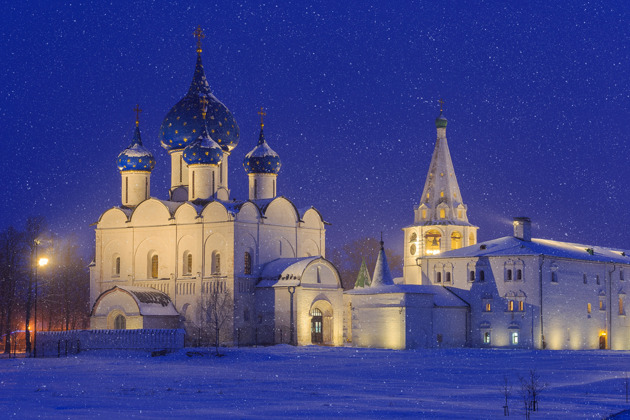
[311,308,323,344]
[599,333,607,349]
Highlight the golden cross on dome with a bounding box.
[194,26,205,53]
[199,96,208,119]
[133,104,142,126]
[438,98,444,112]
[258,107,266,128]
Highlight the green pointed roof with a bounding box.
[354,257,372,288]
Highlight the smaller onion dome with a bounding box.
[116,119,155,172]
[243,125,281,175]
[182,99,223,166]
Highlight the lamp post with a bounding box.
[288,286,296,345]
[33,253,48,358]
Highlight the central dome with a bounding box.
[159,53,240,152]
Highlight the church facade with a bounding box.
[89,29,344,347]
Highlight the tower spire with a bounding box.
[258,106,266,129]
[133,104,142,127]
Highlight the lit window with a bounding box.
[587,303,591,314]
[600,300,604,311]
[485,302,491,312]
[244,252,252,275]
[440,191,444,198]
[425,231,441,255]
[511,331,519,345]
[469,232,475,245]
[458,210,462,219]
[508,300,514,311]
[506,269,512,281]
[421,209,427,219]
[114,256,120,276]
[440,209,446,219]
[483,331,491,344]
[151,255,158,279]
[519,301,524,312]
[451,232,462,250]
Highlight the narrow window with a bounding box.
[599,300,604,311]
[508,300,514,311]
[183,253,192,275]
[145,177,148,199]
[254,179,258,199]
[551,272,558,283]
[151,255,158,278]
[516,269,522,280]
[114,314,126,330]
[469,271,475,282]
[219,161,223,183]
[620,298,624,315]
[587,303,592,314]
[244,252,252,275]
[213,253,221,275]
[179,155,183,182]
[506,269,512,281]
[518,301,524,312]
[317,266,321,283]
[458,210,462,219]
[621,270,625,281]
[596,275,600,285]
[422,209,427,219]
[125,177,128,203]
[485,302,491,312]
[273,179,276,197]
[440,209,446,219]
[479,270,485,282]
[511,331,519,345]
[115,257,121,276]
[436,272,442,283]
[445,272,451,283]
[212,172,215,195]
[192,171,195,199]
[483,332,491,344]
[583,274,587,284]
[440,191,444,198]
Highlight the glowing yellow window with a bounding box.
[421,209,427,219]
[440,191,444,198]
[485,302,491,312]
[508,300,514,311]
[440,209,446,218]
[587,303,591,314]
[519,301,524,311]
[458,210,462,218]
[451,232,462,250]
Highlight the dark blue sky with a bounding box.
[2,1,629,259]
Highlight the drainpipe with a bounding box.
[539,255,545,349]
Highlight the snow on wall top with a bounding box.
[116,286,180,316]
[257,257,321,287]
[435,235,630,264]
[346,284,468,307]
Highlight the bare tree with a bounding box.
[0,227,26,354]
[500,375,512,416]
[197,283,233,356]
[520,369,546,415]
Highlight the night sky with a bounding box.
[2,2,629,260]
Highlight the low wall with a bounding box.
[36,329,185,357]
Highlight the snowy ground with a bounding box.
[1,346,630,419]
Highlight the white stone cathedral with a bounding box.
[89,28,344,346]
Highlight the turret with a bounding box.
[116,105,155,208]
[243,108,281,200]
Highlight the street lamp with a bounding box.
[33,245,49,358]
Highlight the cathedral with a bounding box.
[89,28,344,346]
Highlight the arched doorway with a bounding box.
[599,333,607,349]
[311,308,323,344]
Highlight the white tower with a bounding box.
[116,105,155,208]
[243,108,282,200]
[403,102,479,284]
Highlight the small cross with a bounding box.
[133,104,142,126]
[438,98,444,112]
[258,107,266,128]
[199,96,208,118]
[193,26,205,53]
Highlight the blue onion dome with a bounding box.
[435,111,447,128]
[182,109,223,166]
[243,126,281,174]
[117,123,156,172]
[159,52,240,152]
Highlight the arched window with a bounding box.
[244,252,252,275]
[506,269,513,281]
[425,230,441,255]
[596,275,600,285]
[409,232,417,243]
[479,270,485,282]
[445,272,451,283]
[436,272,442,283]
[551,271,558,283]
[451,232,462,250]
[212,252,221,275]
[469,271,475,282]
[151,255,158,279]
[421,209,427,219]
[519,301,524,311]
[113,256,121,277]
[483,331,491,344]
[620,298,624,315]
[439,208,446,219]
[183,252,192,276]
[583,274,587,284]
[114,314,126,330]
[508,300,514,311]
[516,269,522,280]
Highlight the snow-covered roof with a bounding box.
[346,284,468,307]
[436,236,630,264]
[257,257,321,287]
[371,242,394,287]
[115,286,180,316]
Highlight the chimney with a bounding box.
[513,217,532,241]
